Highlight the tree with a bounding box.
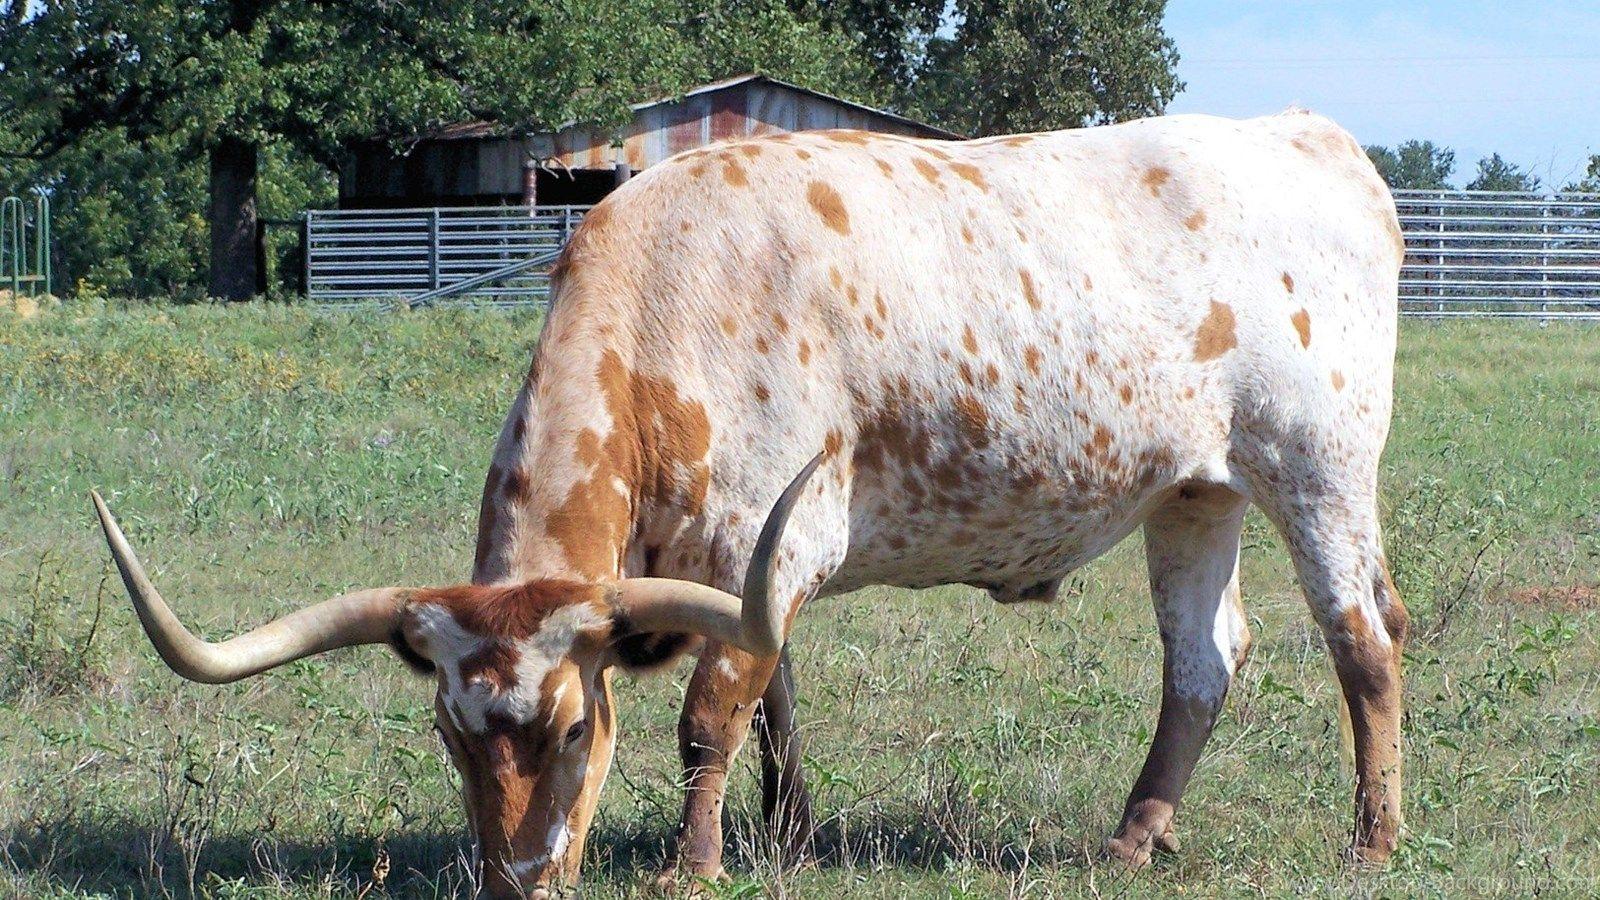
[1465,153,1541,193]
[1559,154,1600,194]
[1364,140,1456,190]
[0,0,868,299]
[796,0,946,94]
[906,0,1181,136]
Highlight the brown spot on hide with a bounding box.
[720,315,737,337]
[913,158,941,183]
[1083,425,1112,457]
[1143,167,1171,196]
[722,158,749,187]
[772,312,789,335]
[1331,369,1347,391]
[954,395,990,449]
[949,162,988,190]
[753,384,770,403]
[738,144,761,158]
[1120,384,1134,404]
[875,158,894,177]
[1185,210,1207,231]
[807,182,851,234]
[1023,345,1042,375]
[1193,301,1237,362]
[962,325,979,354]
[961,224,974,244]
[755,335,770,354]
[1291,308,1312,347]
[1282,271,1296,293]
[798,340,812,365]
[1019,270,1041,309]
[874,293,889,320]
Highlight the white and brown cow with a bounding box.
[95,109,1408,897]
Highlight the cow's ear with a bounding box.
[605,627,698,674]
[388,607,436,676]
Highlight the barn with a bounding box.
[338,74,962,210]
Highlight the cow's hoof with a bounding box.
[651,865,727,897]
[1342,839,1397,867]
[1103,824,1179,868]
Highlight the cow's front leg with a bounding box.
[659,642,777,886]
[1107,486,1250,866]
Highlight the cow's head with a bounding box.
[91,455,821,898]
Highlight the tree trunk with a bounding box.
[208,135,259,300]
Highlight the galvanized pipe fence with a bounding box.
[1393,189,1600,319]
[305,205,587,309]
[304,191,1600,319]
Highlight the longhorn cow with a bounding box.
[95,109,1408,898]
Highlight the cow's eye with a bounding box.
[564,720,587,747]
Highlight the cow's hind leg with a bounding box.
[1254,477,1408,863]
[755,647,815,858]
[1107,482,1251,866]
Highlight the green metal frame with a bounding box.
[1,191,51,298]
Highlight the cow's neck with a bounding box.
[471,328,712,588]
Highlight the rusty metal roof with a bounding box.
[422,74,962,143]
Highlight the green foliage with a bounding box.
[908,0,1180,136]
[1364,139,1457,190]
[1559,154,1600,194]
[1465,152,1542,193]
[0,553,110,700]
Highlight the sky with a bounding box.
[1162,1,1600,188]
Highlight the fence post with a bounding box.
[1540,196,1551,313]
[3,196,19,299]
[428,208,441,292]
[36,192,49,296]
[300,213,313,297]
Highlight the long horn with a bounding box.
[609,451,825,656]
[91,491,409,684]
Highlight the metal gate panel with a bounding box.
[306,205,586,306]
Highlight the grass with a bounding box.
[0,302,1597,899]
